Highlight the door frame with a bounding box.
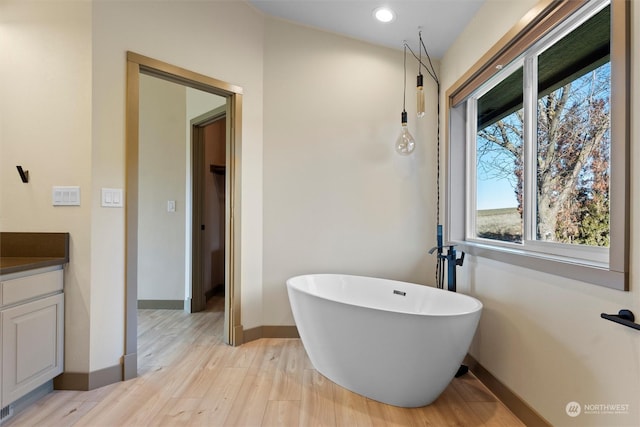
[124,52,243,380]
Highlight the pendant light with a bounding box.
[395,45,416,155]
[396,111,416,155]
[417,73,425,118]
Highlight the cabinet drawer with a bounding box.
[1,269,63,306]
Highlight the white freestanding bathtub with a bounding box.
[286,274,482,407]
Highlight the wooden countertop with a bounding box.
[0,232,69,275]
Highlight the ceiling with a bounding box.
[248,0,487,58]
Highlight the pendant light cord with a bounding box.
[405,35,442,287]
[419,34,441,225]
[418,32,423,75]
[405,41,439,86]
[404,38,440,223]
[420,34,439,86]
[436,82,440,225]
[403,44,407,113]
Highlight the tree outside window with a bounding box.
[473,4,610,249]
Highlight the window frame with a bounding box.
[446,0,629,291]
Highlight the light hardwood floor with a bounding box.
[5,295,524,426]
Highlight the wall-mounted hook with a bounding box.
[601,309,640,331]
[16,166,29,183]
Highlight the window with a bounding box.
[447,0,629,290]
[474,64,524,244]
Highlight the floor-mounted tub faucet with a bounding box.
[429,225,465,292]
[429,225,469,378]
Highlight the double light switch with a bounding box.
[101,188,123,208]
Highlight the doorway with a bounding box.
[125,52,243,380]
[191,107,227,313]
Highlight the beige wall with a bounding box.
[0,1,92,373]
[440,1,640,426]
[138,75,187,301]
[262,18,439,325]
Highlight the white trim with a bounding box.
[465,100,477,240]
[455,239,624,291]
[468,57,525,100]
[522,55,536,242]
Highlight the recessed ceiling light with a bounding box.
[373,7,395,23]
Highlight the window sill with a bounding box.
[454,240,627,291]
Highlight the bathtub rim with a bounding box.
[286,273,482,318]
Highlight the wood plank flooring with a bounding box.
[5,296,525,426]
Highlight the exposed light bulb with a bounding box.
[395,111,416,155]
[416,73,425,118]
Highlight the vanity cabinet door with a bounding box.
[1,293,64,406]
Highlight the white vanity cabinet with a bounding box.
[0,267,64,408]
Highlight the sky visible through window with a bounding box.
[477,174,517,210]
[476,63,611,213]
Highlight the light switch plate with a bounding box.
[102,188,124,208]
[167,200,176,212]
[52,186,80,206]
